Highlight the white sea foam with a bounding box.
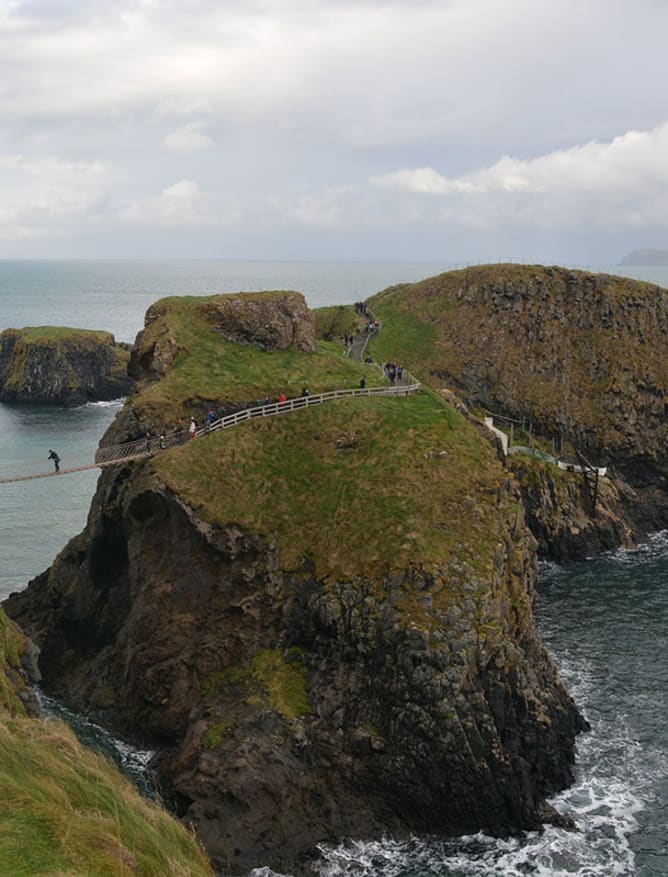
[37,690,156,792]
[82,398,125,409]
[315,646,655,877]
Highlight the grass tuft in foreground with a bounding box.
[0,714,214,877]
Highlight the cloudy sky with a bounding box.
[1,0,667,263]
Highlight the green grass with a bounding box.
[15,326,117,343]
[366,299,439,372]
[152,390,508,581]
[131,296,383,428]
[314,305,365,340]
[251,649,310,719]
[0,608,213,875]
[0,610,26,716]
[0,716,214,877]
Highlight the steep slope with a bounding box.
[5,291,586,874]
[368,264,668,549]
[0,607,214,877]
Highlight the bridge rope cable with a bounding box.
[0,376,420,485]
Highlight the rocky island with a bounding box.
[5,287,586,875]
[369,264,668,560]
[0,325,132,406]
[620,248,668,266]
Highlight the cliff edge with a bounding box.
[0,326,132,406]
[368,264,668,556]
[5,291,586,874]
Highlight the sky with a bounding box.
[1,0,668,264]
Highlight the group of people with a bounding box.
[384,361,404,386]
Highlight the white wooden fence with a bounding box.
[94,378,420,466]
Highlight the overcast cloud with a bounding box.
[1,0,667,262]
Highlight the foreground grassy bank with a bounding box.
[0,608,214,877]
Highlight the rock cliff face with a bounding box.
[129,291,316,384]
[4,291,587,874]
[0,327,132,406]
[5,458,585,874]
[370,265,668,552]
[507,456,637,561]
[200,291,317,352]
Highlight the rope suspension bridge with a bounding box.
[0,378,420,485]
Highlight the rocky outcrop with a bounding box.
[5,445,586,874]
[507,456,637,561]
[371,265,668,552]
[128,292,316,389]
[0,607,40,717]
[3,287,590,873]
[0,327,132,406]
[200,292,316,353]
[620,249,668,266]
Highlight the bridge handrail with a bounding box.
[94,380,420,465]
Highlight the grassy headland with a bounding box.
[123,291,514,583]
[130,295,383,428]
[152,388,509,583]
[366,264,668,458]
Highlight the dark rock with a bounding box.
[4,455,586,873]
[0,327,132,406]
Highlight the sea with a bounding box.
[1,258,668,877]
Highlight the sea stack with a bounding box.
[4,289,586,875]
[0,326,132,406]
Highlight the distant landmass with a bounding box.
[620,248,668,266]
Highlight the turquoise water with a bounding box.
[2,259,668,875]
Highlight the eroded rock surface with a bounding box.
[200,292,316,353]
[5,460,586,874]
[0,328,131,406]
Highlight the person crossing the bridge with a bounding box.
[48,449,61,473]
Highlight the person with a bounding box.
[206,407,215,430]
[189,417,197,439]
[278,391,286,403]
[359,377,366,391]
[176,419,185,443]
[301,386,310,398]
[264,395,271,407]
[48,449,61,473]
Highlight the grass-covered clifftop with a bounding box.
[0,325,131,406]
[125,293,381,431]
[122,291,511,583]
[367,264,668,465]
[0,606,214,876]
[5,290,586,872]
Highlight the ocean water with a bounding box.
[1,259,668,876]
